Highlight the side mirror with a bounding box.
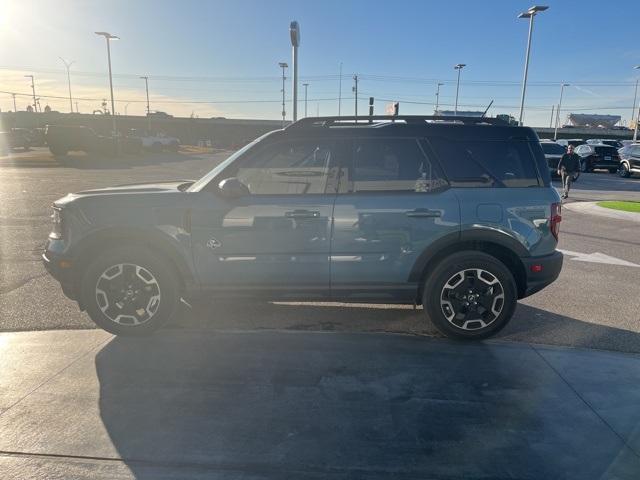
[217,177,250,198]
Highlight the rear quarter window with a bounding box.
[427,137,542,188]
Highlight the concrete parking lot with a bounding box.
[1,147,640,353]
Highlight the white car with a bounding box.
[129,130,180,152]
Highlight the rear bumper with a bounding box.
[521,251,563,298]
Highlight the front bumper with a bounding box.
[42,251,78,301]
[521,250,563,298]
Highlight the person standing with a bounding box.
[557,144,580,199]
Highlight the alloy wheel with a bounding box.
[440,268,505,331]
[95,263,161,326]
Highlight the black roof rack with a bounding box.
[286,115,510,130]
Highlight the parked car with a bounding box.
[540,141,566,177]
[585,139,623,149]
[618,143,640,178]
[128,130,180,152]
[556,139,584,148]
[45,125,142,156]
[574,143,620,173]
[43,115,563,340]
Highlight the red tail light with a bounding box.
[550,202,562,240]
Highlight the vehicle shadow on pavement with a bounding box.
[171,300,640,354]
[95,330,640,479]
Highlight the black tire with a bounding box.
[80,246,180,335]
[580,159,590,173]
[422,251,517,340]
[50,147,68,156]
[619,163,631,178]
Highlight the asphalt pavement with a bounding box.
[1,148,639,353]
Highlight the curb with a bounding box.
[563,201,640,223]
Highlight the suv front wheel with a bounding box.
[80,246,179,335]
[423,251,517,340]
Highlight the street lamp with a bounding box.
[302,83,309,117]
[24,75,37,112]
[435,82,444,114]
[554,83,569,141]
[95,31,119,147]
[278,62,288,127]
[454,64,466,115]
[632,66,640,142]
[517,5,549,126]
[290,21,300,122]
[59,57,75,113]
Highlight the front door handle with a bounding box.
[405,208,441,218]
[285,209,320,218]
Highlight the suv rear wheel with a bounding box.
[80,246,179,335]
[422,251,517,340]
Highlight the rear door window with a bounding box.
[427,137,541,188]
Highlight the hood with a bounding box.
[74,180,194,196]
[53,180,194,208]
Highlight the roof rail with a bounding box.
[285,115,510,130]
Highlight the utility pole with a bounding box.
[435,82,444,114]
[632,66,640,128]
[278,62,288,127]
[454,64,465,115]
[302,83,309,117]
[338,62,342,116]
[140,76,151,130]
[352,74,359,120]
[554,83,569,141]
[11,93,17,112]
[75,101,79,113]
[24,75,37,112]
[59,57,75,113]
[549,104,555,128]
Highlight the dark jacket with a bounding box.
[558,153,580,173]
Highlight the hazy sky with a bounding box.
[1,0,639,126]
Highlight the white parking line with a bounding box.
[558,249,640,268]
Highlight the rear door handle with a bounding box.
[405,208,441,218]
[285,209,320,218]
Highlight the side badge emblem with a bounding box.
[207,237,222,250]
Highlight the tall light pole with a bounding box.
[59,57,75,113]
[302,83,309,117]
[554,83,569,141]
[24,75,37,112]
[435,82,444,114]
[290,21,300,122]
[338,62,343,116]
[95,31,119,147]
[454,64,465,115]
[11,93,17,112]
[517,5,549,126]
[631,66,640,136]
[278,62,288,127]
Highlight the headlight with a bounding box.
[50,208,63,239]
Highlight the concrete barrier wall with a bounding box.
[0,112,283,148]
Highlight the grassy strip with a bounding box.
[597,201,640,213]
